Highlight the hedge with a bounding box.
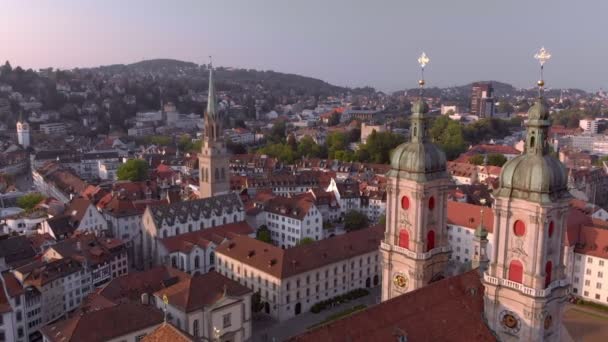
[310,288,369,314]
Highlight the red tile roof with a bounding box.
[447,201,494,233]
[289,270,495,342]
[159,221,254,253]
[216,226,384,279]
[97,266,190,303]
[141,322,196,342]
[155,271,251,313]
[40,302,163,342]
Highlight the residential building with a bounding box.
[33,162,88,204]
[360,123,386,144]
[261,194,323,248]
[39,123,67,136]
[42,233,128,286]
[579,117,599,134]
[470,82,495,118]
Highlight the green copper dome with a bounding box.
[388,98,447,182]
[474,224,488,239]
[496,97,570,203]
[527,99,549,121]
[496,155,569,203]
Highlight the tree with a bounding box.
[430,116,467,160]
[256,225,272,243]
[268,120,286,143]
[357,131,405,164]
[469,155,484,165]
[328,111,341,126]
[117,159,149,181]
[297,237,315,246]
[287,134,298,151]
[344,210,369,232]
[17,193,45,211]
[487,153,507,166]
[326,132,349,159]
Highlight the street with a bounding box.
[252,287,381,342]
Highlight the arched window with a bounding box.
[223,217,227,225]
[205,168,209,182]
[188,224,192,232]
[530,135,536,148]
[508,260,523,284]
[399,229,409,249]
[193,319,199,337]
[428,197,435,210]
[200,222,205,229]
[163,230,168,238]
[221,168,226,180]
[426,230,435,252]
[175,228,180,235]
[215,168,220,180]
[513,220,526,236]
[210,252,215,265]
[194,255,200,269]
[545,261,553,288]
[211,219,215,227]
[548,221,554,238]
[233,214,238,222]
[401,196,410,210]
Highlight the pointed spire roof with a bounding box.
[206,59,217,120]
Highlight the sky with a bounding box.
[1,0,606,92]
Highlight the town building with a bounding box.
[470,82,495,118]
[153,271,253,341]
[260,194,323,248]
[360,123,386,144]
[215,226,383,321]
[579,117,599,134]
[157,221,253,274]
[16,114,30,149]
[141,193,244,269]
[33,162,88,204]
[39,122,67,136]
[40,302,164,342]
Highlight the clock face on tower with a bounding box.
[500,310,521,334]
[393,273,408,290]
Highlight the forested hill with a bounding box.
[89,58,350,96]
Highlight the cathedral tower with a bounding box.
[16,111,30,148]
[381,53,452,301]
[484,48,570,341]
[199,59,230,198]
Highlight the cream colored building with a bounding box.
[216,227,383,321]
[154,272,252,342]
